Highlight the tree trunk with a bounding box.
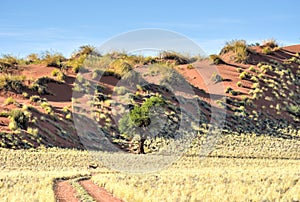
[139,138,146,154]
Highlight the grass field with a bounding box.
[92,134,300,201]
[1,133,299,202]
[0,148,97,202]
[93,158,300,202]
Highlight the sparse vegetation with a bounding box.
[0,55,19,71]
[236,67,242,73]
[26,53,40,64]
[22,92,29,99]
[209,54,225,65]
[42,52,66,67]
[51,69,65,81]
[8,109,29,130]
[237,81,242,87]
[4,97,16,105]
[261,39,279,55]
[67,45,98,73]
[29,95,48,105]
[0,74,25,93]
[31,76,60,95]
[0,43,300,202]
[286,104,300,117]
[262,46,273,55]
[220,40,249,63]
[225,87,240,96]
[239,71,251,80]
[187,64,194,69]
[71,45,95,58]
[262,39,278,49]
[159,51,190,65]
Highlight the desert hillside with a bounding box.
[0,41,299,153]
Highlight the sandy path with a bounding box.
[79,179,123,202]
[54,178,123,202]
[55,180,80,202]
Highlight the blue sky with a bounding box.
[1,0,300,57]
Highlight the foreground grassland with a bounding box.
[0,148,101,202]
[92,134,300,202]
[1,133,300,202]
[93,158,300,202]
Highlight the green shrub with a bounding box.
[22,92,29,99]
[159,51,190,65]
[260,64,273,72]
[239,71,251,80]
[4,97,16,105]
[262,46,272,55]
[66,45,99,73]
[31,76,57,95]
[250,76,259,82]
[220,40,249,63]
[34,76,56,85]
[72,63,82,73]
[66,113,72,120]
[9,109,28,130]
[262,39,278,49]
[62,106,71,113]
[0,111,9,117]
[8,121,18,131]
[26,53,40,64]
[51,69,60,77]
[71,45,95,58]
[0,74,25,93]
[251,83,260,89]
[42,52,66,67]
[286,104,300,117]
[39,101,53,115]
[29,95,47,103]
[225,87,233,94]
[109,59,133,76]
[237,81,242,87]
[209,54,225,65]
[249,66,255,72]
[230,90,240,96]
[225,87,240,96]
[187,64,195,69]
[72,83,83,92]
[51,69,65,81]
[27,127,39,136]
[0,61,11,72]
[0,54,18,66]
[288,57,300,64]
[236,68,242,73]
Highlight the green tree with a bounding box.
[119,96,165,154]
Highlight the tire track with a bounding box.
[79,179,123,202]
[55,176,123,202]
[55,180,80,202]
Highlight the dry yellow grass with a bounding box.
[93,157,300,202]
[92,134,300,202]
[0,148,102,202]
[1,133,300,202]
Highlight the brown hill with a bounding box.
[0,43,299,151]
